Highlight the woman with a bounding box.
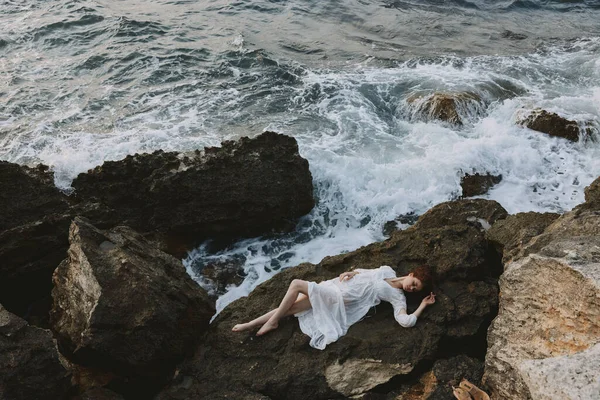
[232,265,436,350]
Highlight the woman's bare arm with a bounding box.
[395,293,435,327]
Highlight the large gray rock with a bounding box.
[483,176,600,400]
[50,218,214,394]
[71,131,314,254]
[0,304,70,400]
[157,199,507,399]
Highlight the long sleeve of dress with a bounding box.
[354,265,396,280]
[378,280,417,328]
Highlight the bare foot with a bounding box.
[256,320,278,336]
[232,323,254,332]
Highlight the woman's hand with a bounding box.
[420,292,436,306]
[339,270,359,281]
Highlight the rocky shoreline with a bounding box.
[1,128,599,399]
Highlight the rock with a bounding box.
[382,212,419,236]
[50,218,214,396]
[413,198,507,233]
[0,162,72,320]
[156,199,506,399]
[72,131,314,253]
[1,132,312,323]
[0,304,70,400]
[518,343,600,400]
[486,212,560,263]
[501,30,527,40]
[483,252,600,399]
[483,179,600,399]
[0,162,70,231]
[395,355,484,400]
[578,175,600,211]
[520,109,581,142]
[74,388,124,400]
[407,92,483,126]
[200,258,247,300]
[460,173,502,198]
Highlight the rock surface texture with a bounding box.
[71,131,314,253]
[520,109,581,142]
[407,92,484,126]
[486,212,560,263]
[0,132,314,323]
[156,199,507,400]
[0,162,72,319]
[0,304,70,400]
[460,172,502,198]
[50,218,214,396]
[483,176,600,400]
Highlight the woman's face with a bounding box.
[403,273,423,292]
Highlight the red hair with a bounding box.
[411,265,433,287]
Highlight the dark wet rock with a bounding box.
[50,218,214,397]
[501,30,527,40]
[72,131,314,254]
[156,199,505,399]
[414,198,507,233]
[460,173,502,198]
[486,212,560,263]
[74,388,124,400]
[0,161,72,321]
[408,92,482,126]
[382,212,419,236]
[1,132,312,323]
[201,258,247,300]
[0,304,70,400]
[520,109,580,142]
[392,355,484,400]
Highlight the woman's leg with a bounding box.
[256,279,309,336]
[231,292,311,332]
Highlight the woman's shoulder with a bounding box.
[379,265,397,278]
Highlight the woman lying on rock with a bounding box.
[232,265,435,349]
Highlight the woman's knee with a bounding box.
[290,279,307,292]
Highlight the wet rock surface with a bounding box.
[483,176,600,400]
[0,132,314,324]
[200,258,247,300]
[71,131,314,253]
[382,212,420,236]
[387,355,484,400]
[460,173,502,198]
[0,162,72,320]
[520,109,581,142]
[50,218,214,397]
[486,211,560,263]
[407,92,483,126]
[74,388,125,400]
[0,304,70,400]
[156,199,506,399]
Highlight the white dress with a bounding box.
[295,265,417,350]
